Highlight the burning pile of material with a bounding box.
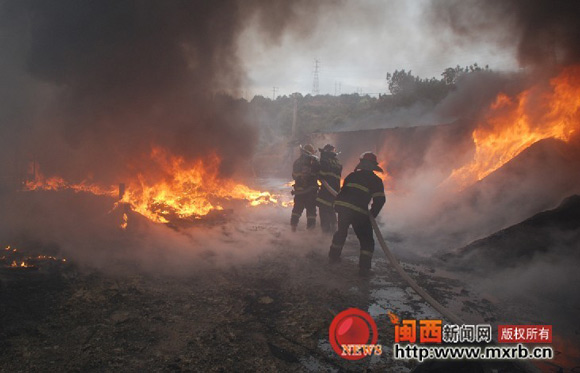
[447,66,580,188]
[0,1,318,228]
[24,147,281,224]
[117,148,279,223]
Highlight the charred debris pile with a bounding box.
[440,194,580,271]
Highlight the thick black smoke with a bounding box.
[0,0,323,185]
[428,0,580,69]
[0,0,330,272]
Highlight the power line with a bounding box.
[312,59,320,96]
[334,81,343,96]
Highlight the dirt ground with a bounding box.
[0,226,566,372]
[0,233,402,372]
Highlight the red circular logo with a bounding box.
[328,308,379,360]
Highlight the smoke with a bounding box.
[438,200,580,335]
[311,0,580,257]
[0,0,330,185]
[420,1,580,249]
[483,253,580,335]
[427,0,580,69]
[2,0,578,273]
[304,66,580,260]
[0,187,329,275]
[0,0,333,270]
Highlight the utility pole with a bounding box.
[312,59,320,96]
[272,86,278,100]
[291,93,298,139]
[285,93,300,168]
[291,93,298,160]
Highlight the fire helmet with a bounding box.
[356,151,383,172]
[300,144,316,156]
[319,144,337,153]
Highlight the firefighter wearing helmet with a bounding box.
[316,144,342,234]
[329,151,385,276]
[291,144,320,231]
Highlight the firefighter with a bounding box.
[291,144,320,231]
[317,144,342,234]
[328,152,385,276]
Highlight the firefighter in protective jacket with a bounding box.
[329,152,385,276]
[291,144,320,231]
[316,144,342,233]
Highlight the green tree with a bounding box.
[441,63,489,85]
[385,69,449,106]
[386,69,418,96]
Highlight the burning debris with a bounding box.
[114,148,280,223]
[120,213,128,230]
[446,65,580,188]
[24,174,117,197]
[0,0,579,371]
[23,147,285,226]
[1,245,67,275]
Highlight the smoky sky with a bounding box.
[240,0,580,96]
[428,0,580,69]
[1,0,577,184]
[239,0,523,97]
[0,0,325,184]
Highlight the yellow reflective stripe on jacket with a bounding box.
[372,192,385,198]
[360,250,373,257]
[319,170,341,180]
[345,183,370,193]
[334,200,368,215]
[316,197,334,207]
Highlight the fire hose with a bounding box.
[291,185,318,195]
[321,180,464,325]
[321,179,540,372]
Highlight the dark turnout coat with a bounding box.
[316,152,342,208]
[292,153,320,194]
[334,169,385,217]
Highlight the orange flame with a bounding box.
[387,310,400,325]
[24,147,282,224]
[25,174,117,196]
[119,148,279,223]
[120,213,128,230]
[11,260,32,268]
[3,245,67,268]
[377,161,394,192]
[448,66,580,188]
